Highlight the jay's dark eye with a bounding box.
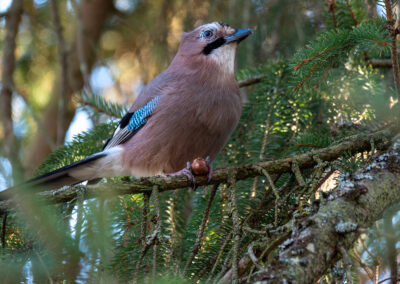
[203,30,213,38]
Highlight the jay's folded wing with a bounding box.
[103,95,162,150]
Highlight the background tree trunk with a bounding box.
[25,0,114,176]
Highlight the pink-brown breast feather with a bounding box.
[121,63,242,176]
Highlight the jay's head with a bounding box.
[175,22,252,74]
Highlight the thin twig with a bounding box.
[238,74,265,88]
[247,242,264,270]
[256,166,280,226]
[345,0,358,26]
[121,197,131,248]
[134,193,150,281]
[327,0,338,32]
[376,265,380,284]
[377,277,400,284]
[384,0,400,97]
[308,156,329,195]
[228,170,240,284]
[251,101,275,198]
[293,47,334,71]
[353,249,375,281]
[215,245,234,282]
[1,212,7,248]
[152,185,161,280]
[292,160,306,186]
[183,184,218,275]
[368,59,393,68]
[251,74,281,198]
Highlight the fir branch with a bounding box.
[35,122,117,175]
[292,54,336,92]
[291,19,390,92]
[77,91,128,118]
[293,47,335,71]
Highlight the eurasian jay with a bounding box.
[0,22,252,199]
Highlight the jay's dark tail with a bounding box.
[0,152,107,201]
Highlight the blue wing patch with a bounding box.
[127,96,160,132]
[103,96,161,150]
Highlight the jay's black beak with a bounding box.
[224,29,253,44]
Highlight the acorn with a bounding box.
[191,157,210,176]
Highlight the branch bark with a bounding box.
[250,135,400,283]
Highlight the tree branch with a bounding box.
[250,134,400,283]
[238,74,265,88]
[0,126,396,213]
[369,59,393,68]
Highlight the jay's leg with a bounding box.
[168,161,198,189]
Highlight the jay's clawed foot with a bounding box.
[168,161,197,189]
[168,157,213,190]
